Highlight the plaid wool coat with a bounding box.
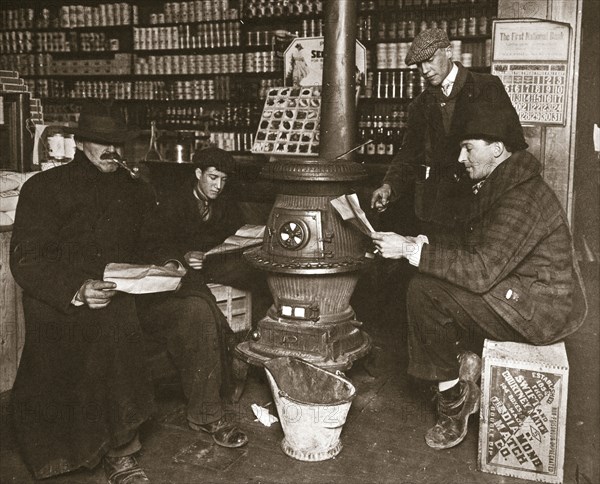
[383,63,524,229]
[419,150,586,344]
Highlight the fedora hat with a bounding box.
[457,101,528,152]
[65,100,140,144]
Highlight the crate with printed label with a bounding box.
[478,339,569,484]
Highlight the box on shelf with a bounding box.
[478,339,570,484]
[207,283,252,333]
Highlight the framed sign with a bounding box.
[491,19,571,126]
[283,36,367,89]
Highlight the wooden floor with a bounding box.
[1,262,598,484]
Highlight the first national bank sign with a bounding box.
[491,19,571,126]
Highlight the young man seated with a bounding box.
[370,102,586,450]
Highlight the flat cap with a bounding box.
[405,28,451,66]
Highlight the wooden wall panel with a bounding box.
[0,230,25,394]
[498,0,582,221]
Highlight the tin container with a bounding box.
[48,133,65,160]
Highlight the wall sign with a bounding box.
[283,36,366,89]
[491,19,571,126]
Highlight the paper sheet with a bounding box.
[103,263,186,294]
[204,224,265,257]
[330,193,375,236]
[251,403,279,427]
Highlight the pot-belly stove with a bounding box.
[236,0,371,370]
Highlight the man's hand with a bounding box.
[184,251,206,270]
[370,184,392,212]
[77,280,117,309]
[371,232,418,260]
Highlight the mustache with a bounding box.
[99,152,140,179]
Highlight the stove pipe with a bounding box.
[237,0,372,370]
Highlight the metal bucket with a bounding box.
[264,356,356,461]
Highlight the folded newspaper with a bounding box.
[104,263,187,294]
[330,193,375,235]
[204,224,265,257]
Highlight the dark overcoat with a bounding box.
[418,150,587,344]
[9,152,157,478]
[141,179,244,287]
[383,63,524,230]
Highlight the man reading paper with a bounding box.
[140,147,271,327]
[10,102,246,484]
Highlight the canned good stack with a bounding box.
[133,81,168,100]
[169,80,216,100]
[146,0,236,24]
[133,22,241,51]
[244,51,280,73]
[242,0,323,18]
[57,3,135,28]
[134,53,243,75]
[0,8,35,29]
[0,31,34,54]
[71,80,132,100]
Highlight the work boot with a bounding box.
[425,380,480,449]
[189,417,248,448]
[103,455,150,484]
[458,351,482,383]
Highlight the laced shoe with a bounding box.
[189,417,248,448]
[425,380,480,449]
[103,455,149,484]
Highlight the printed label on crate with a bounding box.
[482,365,564,480]
[252,86,321,156]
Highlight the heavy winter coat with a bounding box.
[383,63,524,230]
[419,150,587,344]
[9,152,157,478]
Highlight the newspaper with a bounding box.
[330,193,375,236]
[204,224,265,257]
[103,263,186,294]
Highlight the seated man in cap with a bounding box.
[10,102,246,484]
[370,102,586,450]
[137,146,270,410]
[371,28,522,236]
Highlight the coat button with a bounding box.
[505,289,513,299]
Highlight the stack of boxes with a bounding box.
[0,70,44,125]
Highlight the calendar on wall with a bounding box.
[491,19,571,126]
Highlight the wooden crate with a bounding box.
[478,339,569,484]
[0,230,26,393]
[207,283,252,333]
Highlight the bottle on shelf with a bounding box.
[144,121,164,161]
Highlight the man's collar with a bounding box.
[441,63,459,94]
[193,185,209,203]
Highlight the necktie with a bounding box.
[472,180,486,195]
[197,199,210,221]
[442,82,453,97]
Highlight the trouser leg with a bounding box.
[139,295,224,425]
[406,273,525,381]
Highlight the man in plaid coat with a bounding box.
[371,102,587,450]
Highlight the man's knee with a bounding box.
[165,296,219,346]
[407,273,443,311]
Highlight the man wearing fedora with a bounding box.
[370,101,586,450]
[9,101,246,484]
[370,28,523,235]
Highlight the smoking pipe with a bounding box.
[100,152,140,179]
